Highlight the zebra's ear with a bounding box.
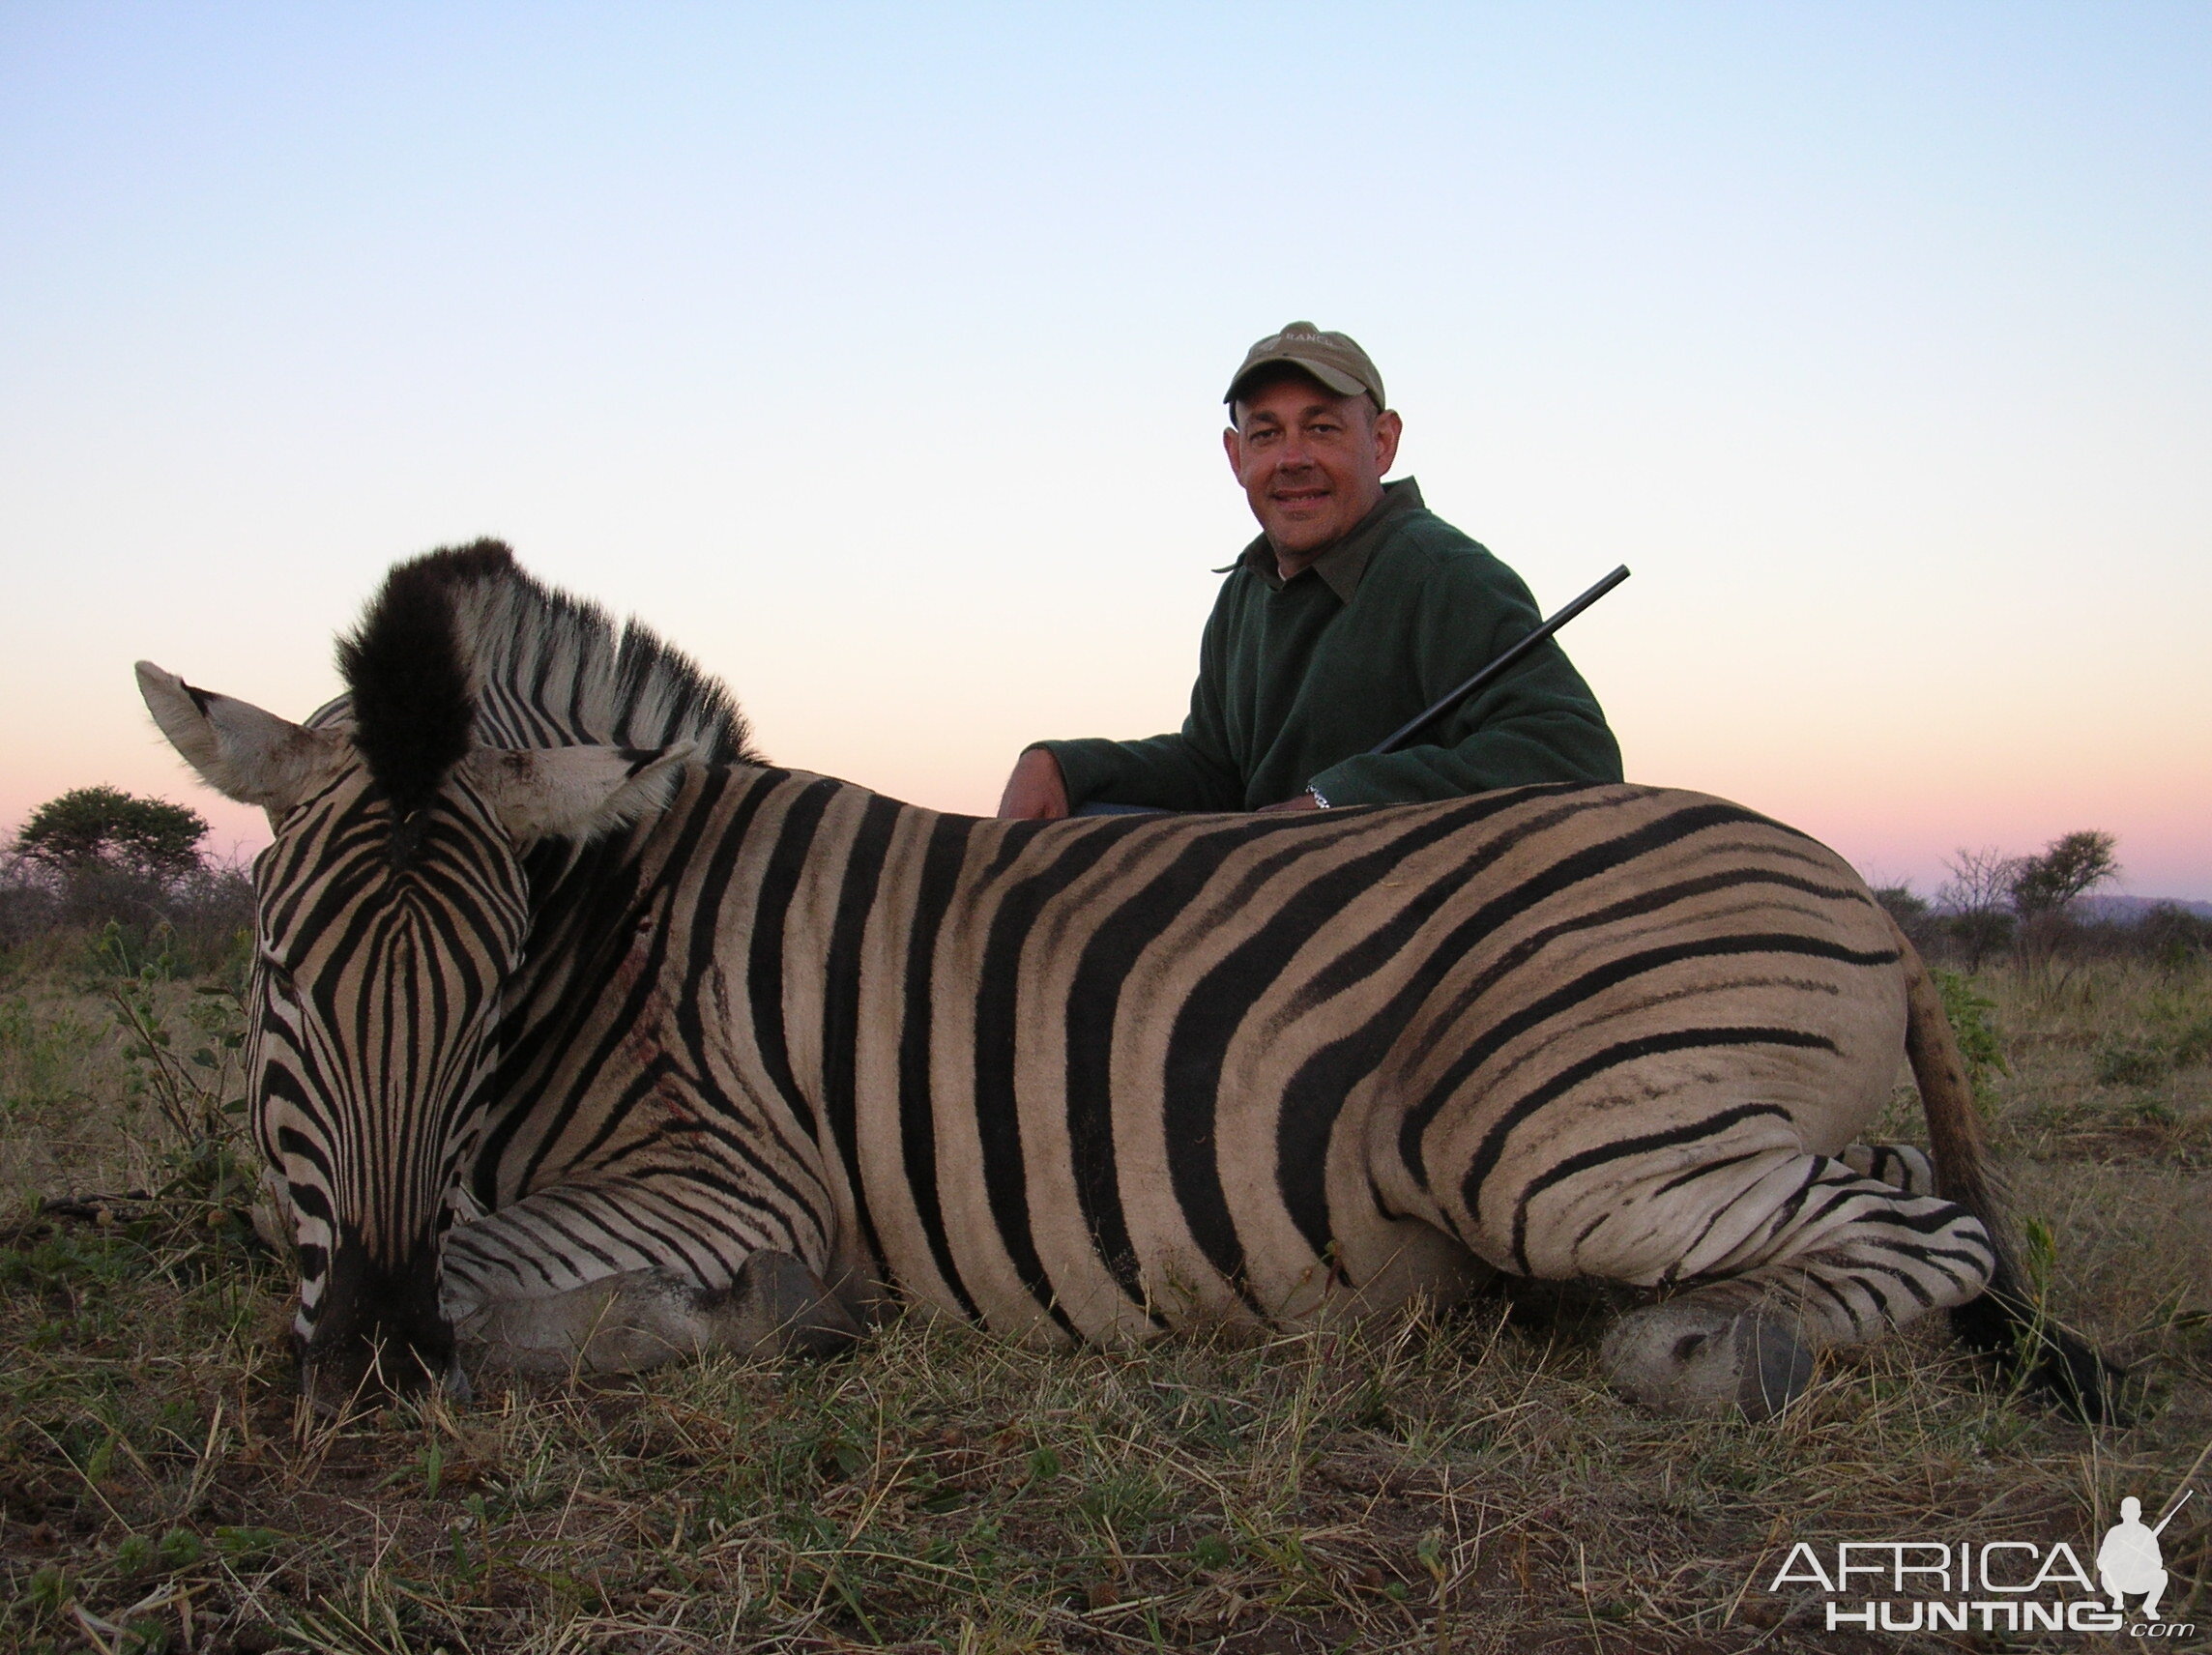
[462,743,694,845]
[136,661,345,817]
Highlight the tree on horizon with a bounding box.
[12,786,211,885]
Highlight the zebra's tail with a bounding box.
[1891,917,2119,1422]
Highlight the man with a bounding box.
[2097,1497,2171,1620]
[996,322,1620,819]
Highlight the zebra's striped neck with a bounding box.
[474,765,944,1293]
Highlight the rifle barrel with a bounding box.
[1364,563,1630,759]
[2153,1489,2193,1535]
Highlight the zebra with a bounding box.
[135,541,2110,1421]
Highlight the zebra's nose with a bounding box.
[301,1242,458,1412]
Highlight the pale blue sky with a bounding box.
[5,4,2207,893]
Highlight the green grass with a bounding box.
[2,956,2207,1652]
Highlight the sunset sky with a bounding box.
[4,5,2207,898]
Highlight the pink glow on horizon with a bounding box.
[7,733,2204,904]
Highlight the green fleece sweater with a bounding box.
[1042,479,1621,811]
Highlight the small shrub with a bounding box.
[1933,969,2006,1110]
[0,994,101,1123]
[1872,886,1939,954]
[25,1564,70,1618]
[2091,1037,2168,1088]
[1191,1532,1235,1570]
[156,1527,203,1570]
[91,922,255,1210]
[2140,903,2212,974]
[2169,1015,2212,1069]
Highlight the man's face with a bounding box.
[1223,374,1404,561]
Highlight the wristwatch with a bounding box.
[1307,786,1332,809]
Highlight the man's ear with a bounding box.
[136,661,344,820]
[460,744,694,846]
[1223,421,1244,479]
[1372,407,1403,475]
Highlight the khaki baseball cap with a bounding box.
[1224,321,1385,410]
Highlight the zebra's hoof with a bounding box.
[701,1249,864,1359]
[1601,1303,1815,1421]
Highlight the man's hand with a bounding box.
[996,747,1071,820]
[1255,791,1324,814]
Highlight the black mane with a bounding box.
[336,543,496,818]
[335,538,757,818]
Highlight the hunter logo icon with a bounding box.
[2100,1492,2190,1620]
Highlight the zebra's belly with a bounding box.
[852,1021,1493,1346]
[885,1172,1489,1349]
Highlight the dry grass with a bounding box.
[2,955,2207,1653]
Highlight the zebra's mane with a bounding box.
[335,540,759,811]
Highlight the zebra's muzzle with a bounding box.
[300,1238,457,1413]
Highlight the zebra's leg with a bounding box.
[1582,1152,1996,1419]
[452,1250,860,1376]
[440,1184,860,1376]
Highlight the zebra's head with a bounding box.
[133,565,687,1410]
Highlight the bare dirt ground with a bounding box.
[3,950,2206,1653]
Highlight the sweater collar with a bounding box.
[1228,477,1425,599]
